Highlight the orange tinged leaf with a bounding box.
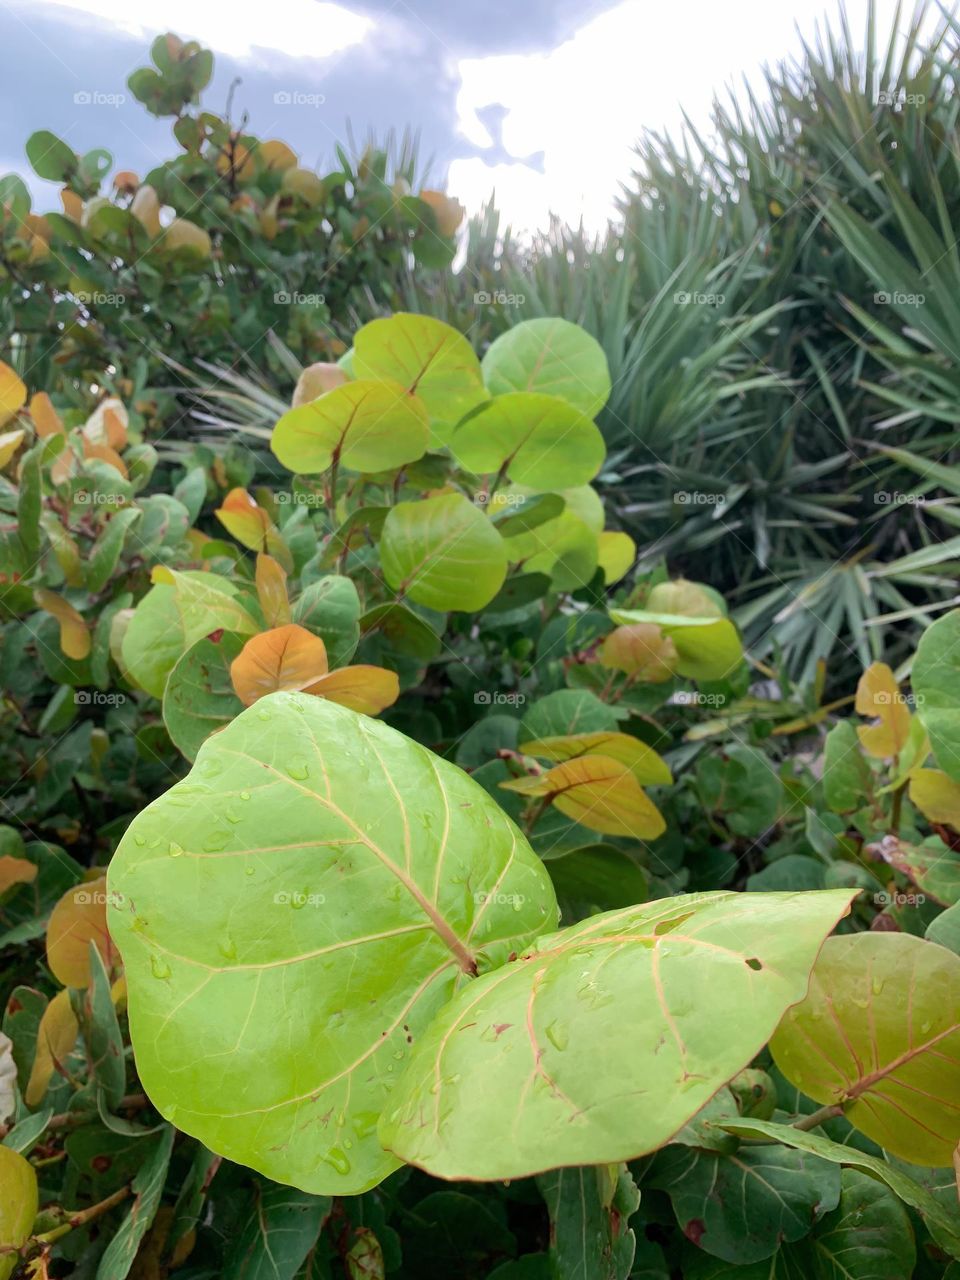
[82,439,128,477]
[45,875,117,988]
[598,623,678,682]
[215,487,291,569]
[255,553,291,627]
[855,662,911,759]
[230,624,329,706]
[305,665,400,716]
[61,187,83,222]
[25,989,79,1106]
[419,189,465,236]
[0,428,25,468]
[500,755,666,838]
[33,588,90,660]
[30,391,65,438]
[0,360,26,429]
[259,139,298,171]
[0,855,37,896]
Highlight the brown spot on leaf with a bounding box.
[684,1219,706,1246]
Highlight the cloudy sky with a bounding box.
[1,0,910,232]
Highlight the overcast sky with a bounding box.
[0,0,917,232]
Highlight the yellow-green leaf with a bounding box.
[0,1145,38,1280]
[33,588,90,660]
[519,732,672,786]
[596,531,635,585]
[501,755,666,838]
[24,988,79,1107]
[0,361,26,429]
[855,662,911,759]
[909,768,960,830]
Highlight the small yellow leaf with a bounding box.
[419,189,465,236]
[259,139,298,171]
[292,362,348,407]
[82,439,128,477]
[0,428,25,468]
[305,665,400,716]
[500,755,666,839]
[909,769,960,830]
[215,487,291,569]
[45,875,117,988]
[33,588,90,660]
[0,1145,38,1278]
[255,553,291,627]
[519,732,672,786]
[598,623,678,682]
[855,662,911,759]
[24,988,79,1107]
[230,624,329,706]
[162,218,212,257]
[0,855,37,896]
[130,183,161,236]
[30,391,65,438]
[596,530,635,585]
[61,187,83,222]
[0,360,27,429]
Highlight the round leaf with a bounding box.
[379,493,507,612]
[0,1145,38,1280]
[378,889,857,1180]
[771,932,960,1166]
[162,632,245,762]
[914,609,960,780]
[230,624,330,706]
[46,875,117,987]
[481,318,611,417]
[271,380,430,475]
[107,692,557,1194]
[450,393,604,491]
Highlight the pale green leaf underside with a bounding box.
[481,317,612,418]
[608,608,743,682]
[107,693,557,1195]
[379,889,856,1180]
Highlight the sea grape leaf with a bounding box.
[481,318,611,418]
[717,1121,960,1258]
[229,625,331,705]
[379,492,507,611]
[107,692,557,1195]
[292,575,360,667]
[378,889,856,1180]
[928,902,960,954]
[538,1164,640,1280]
[878,834,960,906]
[450,392,605,491]
[770,932,960,1166]
[0,1145,37,1280]
[222,1184,331,1280]
[46,876,117,987]
[855,662,911,759]
[596,531,635,585]
[270,380,429,474]
[215,489,292,571]
[822,721,873,814]
[500,755,666,839]
[353,313,487,434]
[909,768,960,833]
[520,732,672,785]
[913,609,960,781]
[646,1141,840,1263]
[608,607,742,683]
[163,632,245,762]
[545,846,649,921]
[95,1126,174,1280]
[519,691,620,740]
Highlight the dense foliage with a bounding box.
[2,13,960,1280]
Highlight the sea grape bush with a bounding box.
[0,31,462,412]
[0,310,959,1277]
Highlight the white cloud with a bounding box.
[449,0,910,233]
[8,0,373,61]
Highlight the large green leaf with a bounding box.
[646,1141,840,1263]
[379,492,507,611]
[770,932,960,1166]
[481,318,611,417]
[718,1121,960,1259]
[222,1185,331,1279]
[913,610,960,780]
[450,392,605,491]
[378,889,856,1180]
[107,692,557,1195]
[121,570,258,698]
[353,313,487,435]
[270,380,429,475]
